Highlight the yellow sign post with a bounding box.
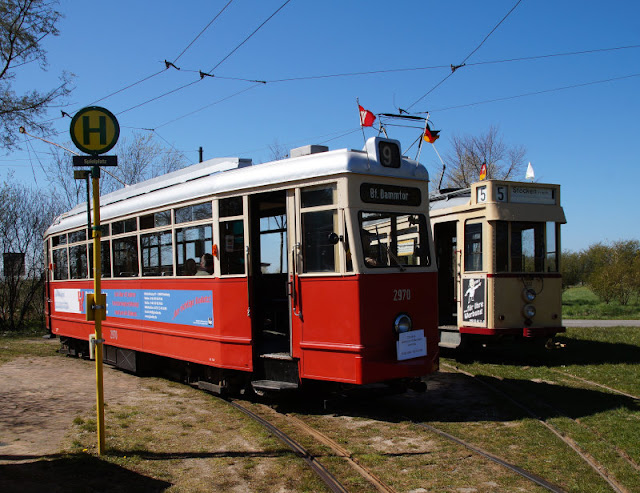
[70,106,119,455]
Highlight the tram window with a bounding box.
[176,202,212,224]
[53,248,68,280]
[89,240,112,278]
[546,222,559,272]
[69,245,88,279]
[219,197,243,218]
[52,234,67,247]
[464,223,483,272]
[112,218,137,235]
[68,230,87,244]
[511,222,544,272]
[301,185,336,208]
[302,210,337,273]
[359,212,430,268]
[112,236,139,277]
[141,210,171,230]
[141,230,173,276]
[220,220,245,275]
[260,214,287,274]
[176,224,213,276]
[496,222,509,272]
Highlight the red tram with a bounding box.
[44,137,439,393]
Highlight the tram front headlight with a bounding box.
[523,288,536,302]
[523,304,536,319]
[394,314,412,334]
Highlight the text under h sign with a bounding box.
[83,115,107,145]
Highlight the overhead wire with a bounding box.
[29,0,238,126]
[170,0,236,64]
[430,72,640,112]
[153,82,264,129]
[84,1,292,121]
[406,0,524,111]
[116,79,202,116]
[208,0,293,73]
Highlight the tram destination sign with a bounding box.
[361,183,421,206]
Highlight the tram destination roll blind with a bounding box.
[361,183,421,206]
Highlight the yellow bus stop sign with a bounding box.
[70,106,120,155]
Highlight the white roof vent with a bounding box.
[290,145,329,159]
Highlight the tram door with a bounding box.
[249,190,292,358]
[434,221,458,326]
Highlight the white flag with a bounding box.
[526,162,535,181]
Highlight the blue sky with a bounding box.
[5,0,639,251]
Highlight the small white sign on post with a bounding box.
[396,329,427,361]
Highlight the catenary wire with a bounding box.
[406,0,524,111]
[171,0,236,64]
[207,0,293,73]
[430,72,640,112]
[153,82,264,129]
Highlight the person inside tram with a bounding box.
[362,231,383,267]
[196,253,214,275]
[184,258,197,276]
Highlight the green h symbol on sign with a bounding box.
[82,115,107,145]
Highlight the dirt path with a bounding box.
[0,352,151,461]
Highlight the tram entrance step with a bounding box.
[260,352,293,360]
[251,380,299,391]
[439,329,462,349]
[197,381,224,395]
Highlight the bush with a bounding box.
[585,240,640,305]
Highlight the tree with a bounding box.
[560,249,586,290]
[42,131,189,210]
[0,0,72,149]
[441,125,527,189]
[0,175,62,331]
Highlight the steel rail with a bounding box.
[283,412,397,493]
[225,398,347,493]
[546,368,640,401]
[442,362,628,493]
[414,421,565,493]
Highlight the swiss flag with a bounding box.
[359,105,376,127]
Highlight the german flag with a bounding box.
[423,124,440,143]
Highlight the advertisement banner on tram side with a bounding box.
[462,278,486,323]
[53,288,214,328]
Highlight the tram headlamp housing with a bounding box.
[394,314,412,334]
[523,288,536,302]
[523,304,536,319]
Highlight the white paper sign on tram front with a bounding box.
[396,329,427,361]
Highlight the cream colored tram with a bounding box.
[429,180,566,349]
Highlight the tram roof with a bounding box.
[429,188,471,211]
[46,138,428,237]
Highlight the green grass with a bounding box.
[562,286,640,319]
[442,326,640,492]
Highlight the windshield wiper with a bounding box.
[383,243,406,271]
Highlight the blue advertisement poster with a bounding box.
[75,288,214,328]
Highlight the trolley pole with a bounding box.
[70,106,120,456]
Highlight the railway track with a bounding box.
[224,397,397,493]
[413,421,566,493]
[545,367,640,401]
[441,362,632,493]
